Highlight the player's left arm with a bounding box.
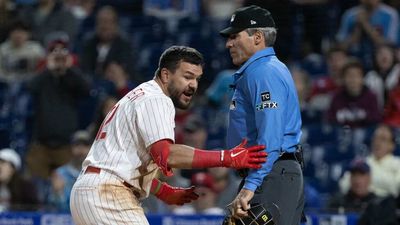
[150,178,199,205]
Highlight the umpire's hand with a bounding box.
[230,188,254,218]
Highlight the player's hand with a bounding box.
[222,139,266,169]
[155,182,199,205]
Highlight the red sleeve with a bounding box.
[150,139,174,176]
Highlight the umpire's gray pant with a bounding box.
[250,159,304,225]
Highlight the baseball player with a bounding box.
[69,46,267,225]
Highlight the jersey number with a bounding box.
[95,104,120,140]
[94,88,144,141]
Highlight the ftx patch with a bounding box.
[256,91,278,111]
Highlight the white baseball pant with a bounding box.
[70,167,149,225]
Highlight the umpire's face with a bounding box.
[225,30,262,66]
[166,61,203,109]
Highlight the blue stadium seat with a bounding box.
[302,123,337,145]
[136,44,166,81]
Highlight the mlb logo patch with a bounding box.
[231,14,236,22]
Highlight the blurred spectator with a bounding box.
[180,114,208,179]
[309,46,348,112]
[202,0,243,22]
[292,67,320,124]
[79,5,135,79]
[62,0,96,52]
[190,172,224,215]
[36,32,79,71]
[47,130,91,212]
[326,59,381,128]
[87,95,119,140]
[207,167,240,208]
[26,38,89,181]
[328,159,376,212]
[357,195,398,225]
[62,0,95,21]
[365,44,400,108]
[0,20,44,82]
[174,108,195,146]
[69,0,96,51]
[143,0,201,32]
[0,148,39,212]
[0,0,18,43]
[383,83,400,127]
[182,115,208,149]
[195,69,233,149]
[205,70,234,109]
[173,172,224,215]
[103,62,137,98]
[336,0,399,68]
[339,124,400,198]
[19,0,79,44]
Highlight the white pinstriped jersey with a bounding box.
[81,80,175,198]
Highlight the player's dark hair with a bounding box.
[155,46,204,77]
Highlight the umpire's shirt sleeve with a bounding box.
[242,61,289,191]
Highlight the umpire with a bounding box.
[220,5,304,225]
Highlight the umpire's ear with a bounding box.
[159,68,170,84]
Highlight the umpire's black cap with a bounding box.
[219,5,276,37]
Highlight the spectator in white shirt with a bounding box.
[339,124,400,197]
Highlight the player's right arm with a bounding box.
[149,138,267,177]
[136,95,266,176]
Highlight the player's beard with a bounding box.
[168,84,195,110]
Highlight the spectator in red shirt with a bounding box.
[326,58,381,128]
[309,46,349,112]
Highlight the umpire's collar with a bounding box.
[235,47,275,76]
[232,47,275,85]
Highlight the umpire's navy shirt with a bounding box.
[226,47,302,191]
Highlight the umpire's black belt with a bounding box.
[237,145,303,177]
[277,145,304,169]
[278,152,297,160]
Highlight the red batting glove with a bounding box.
[222,139,267,169]
[152,179,199,205]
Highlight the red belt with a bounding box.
[84,166,134,189]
